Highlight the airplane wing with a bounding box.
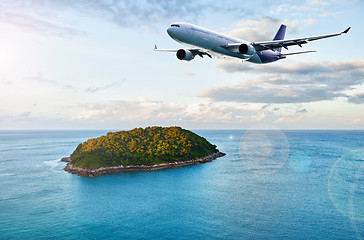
[153,45,176,52]
[154,45,212,58]
[277,50,317,59]
[252,27,351,52]
[280,50,316,56]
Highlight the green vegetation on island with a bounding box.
[70,126,219,170]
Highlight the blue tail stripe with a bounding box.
[273,24,286,53]
[273,24,287,41]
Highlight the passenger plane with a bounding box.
[155,22,350,64]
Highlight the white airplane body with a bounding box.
[155,22,350,64]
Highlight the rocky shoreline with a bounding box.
[61,157,71,162]
[63,152,226,177]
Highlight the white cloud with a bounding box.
[352,118,361,124]
[302,18,317,25]
[348,92,364,104]
[0,3,84,37]
[270,0,339,28]
[0,0,250,35]
[276,115,305,123]
[204,60,364,104]
[61,98,285,129]
[224,17,299,42]
[308,0,330,6]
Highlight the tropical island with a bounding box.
[63,126,225,177]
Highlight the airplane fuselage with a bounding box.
[156,22,350,64]
[166,22,280,64]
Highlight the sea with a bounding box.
[0,130,363,240]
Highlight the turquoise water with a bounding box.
[0,130,363,239]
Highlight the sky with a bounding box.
[0,0,363,130]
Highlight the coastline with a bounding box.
[63,152,226,177]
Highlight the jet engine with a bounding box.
[238,43,256,56]
[176,49,194,61]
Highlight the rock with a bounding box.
[63,152,226,177]
[60,157,71,162]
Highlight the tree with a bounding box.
[70,126,218,169]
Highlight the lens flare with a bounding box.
[239,125,289,175]
[328,149,364,222]
[289,151,311,172]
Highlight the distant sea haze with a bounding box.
[0,130,363,239]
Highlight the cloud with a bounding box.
[275,114,306,123]
[0,0,345,40]
[308,0,330,6]
[19,111,32,118]
[24,74,126,93]
[25,73,74,90]
[274,105,308,123]
[224,16,299,42]
[64,98,273,127]
[0,80,13,87]
[352,118,361,124]
[26,73,58,85]
[201,60,364,104]
[85,79,126,93]
[270,0,342,28]
[65,0,251,28]
[1,98,302,129]
[347,92,364,104]
[185,72,197,77]
[272,0,332,14]
[0,2,85,37]
[0,0,250,35]
[201,84,342,103]
[296,108,307,113]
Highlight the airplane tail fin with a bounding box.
[273,24,287,52]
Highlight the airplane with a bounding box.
[155,22,350,64]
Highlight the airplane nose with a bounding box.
[167,26,180,39]
[167,27,172,36]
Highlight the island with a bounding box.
[63,126,225,177]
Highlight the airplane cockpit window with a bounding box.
[171,24,180,27]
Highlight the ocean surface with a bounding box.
[0,130,363,239]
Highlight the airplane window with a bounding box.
[171,24,180,27]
